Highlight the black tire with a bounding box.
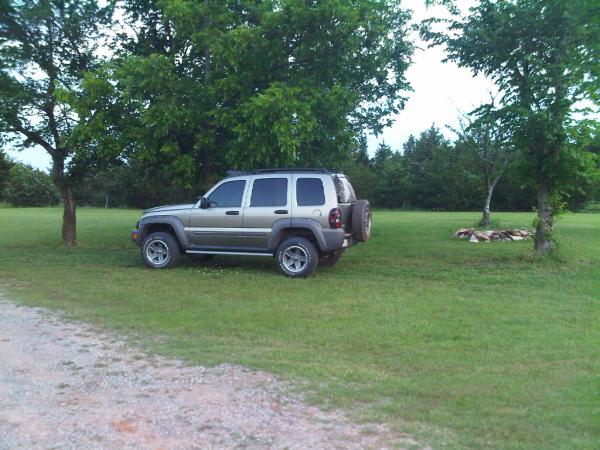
[188,254,215,263]
[275,237,319,278]
[141,232,181,269]
[319,250,343,267]
[352,199,372,242]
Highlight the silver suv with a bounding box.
[131,169,372,277]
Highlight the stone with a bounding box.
[474,231,491,241]
[455,227,532,243]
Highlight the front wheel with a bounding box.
[275,237,319,278]
[141,232,181,269]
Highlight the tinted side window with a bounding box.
[250,178,288,207]
[208,180,246,207]
[334,175,356,203]
[296,178,325,206]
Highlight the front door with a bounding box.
[187,179,247,248]
[242,175,292,249]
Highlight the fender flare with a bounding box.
[138,215,189,247]
[267,218,327,252]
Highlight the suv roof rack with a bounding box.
[251,168,337,174]
[226,170,249,177]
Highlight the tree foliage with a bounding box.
[3,162,59,207]
[346,126,494,211]
[70,0,413,193]
[0,148,13,200]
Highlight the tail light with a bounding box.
[329,208,342,229]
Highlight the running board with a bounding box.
[186,250,273,257]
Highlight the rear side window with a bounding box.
[296,178,325,206]
[334,175,356,203]
[208,180,246,207]
[250,178,288,207]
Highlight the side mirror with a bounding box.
[199,197,209,209]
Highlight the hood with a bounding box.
[143,203,195,215]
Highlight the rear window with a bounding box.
[333,175,356,203]
[296,178,325,206]
[250,178,288,207]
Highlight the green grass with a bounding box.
[0,207,598,449]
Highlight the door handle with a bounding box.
[274,210,288,214]
[225,210,240,215]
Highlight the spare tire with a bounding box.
[352,200,372,242]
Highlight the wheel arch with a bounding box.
[268,218,327,252]
[139,216,189,250]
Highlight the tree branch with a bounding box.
[10,124,57,156]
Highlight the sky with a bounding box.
[6,0,491,171]
[366,0,492,151]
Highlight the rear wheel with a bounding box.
[352,200,372,242]
[275,237,318,277]
[319,250,343,267]
[141,232,181,269]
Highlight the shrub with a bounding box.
[3,164,60,207]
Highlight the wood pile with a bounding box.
[454,228,533,243]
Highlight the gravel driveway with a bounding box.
[0,298,418,449]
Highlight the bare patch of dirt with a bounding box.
[0,298,421,449]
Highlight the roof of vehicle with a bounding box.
[226,168,341,177]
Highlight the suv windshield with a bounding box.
[333,175,356,204]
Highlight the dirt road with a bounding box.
[0,298,417,449]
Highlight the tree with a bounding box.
[403,125,465,210]
[341,134,378,201]
[0,149,13,200]
[370,142,410,208]
[560,120,600,209]
[71,0,413,191]
[424,0,600,253]
[73,166,130,208]
[453,108,515,226]
[3,163,59,207]
[0,0,114,246]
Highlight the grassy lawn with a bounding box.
[0,207,598,449]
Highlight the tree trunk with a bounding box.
[61,185,77,247]
[480,171,504,227]
[534,185,555,253]
[481,184,493,226]
[52,154,77,247]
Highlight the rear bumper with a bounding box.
[342,233,354,249]
[321,228,353,252]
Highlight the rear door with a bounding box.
[292,175,330,229]
[242,175,291,249]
